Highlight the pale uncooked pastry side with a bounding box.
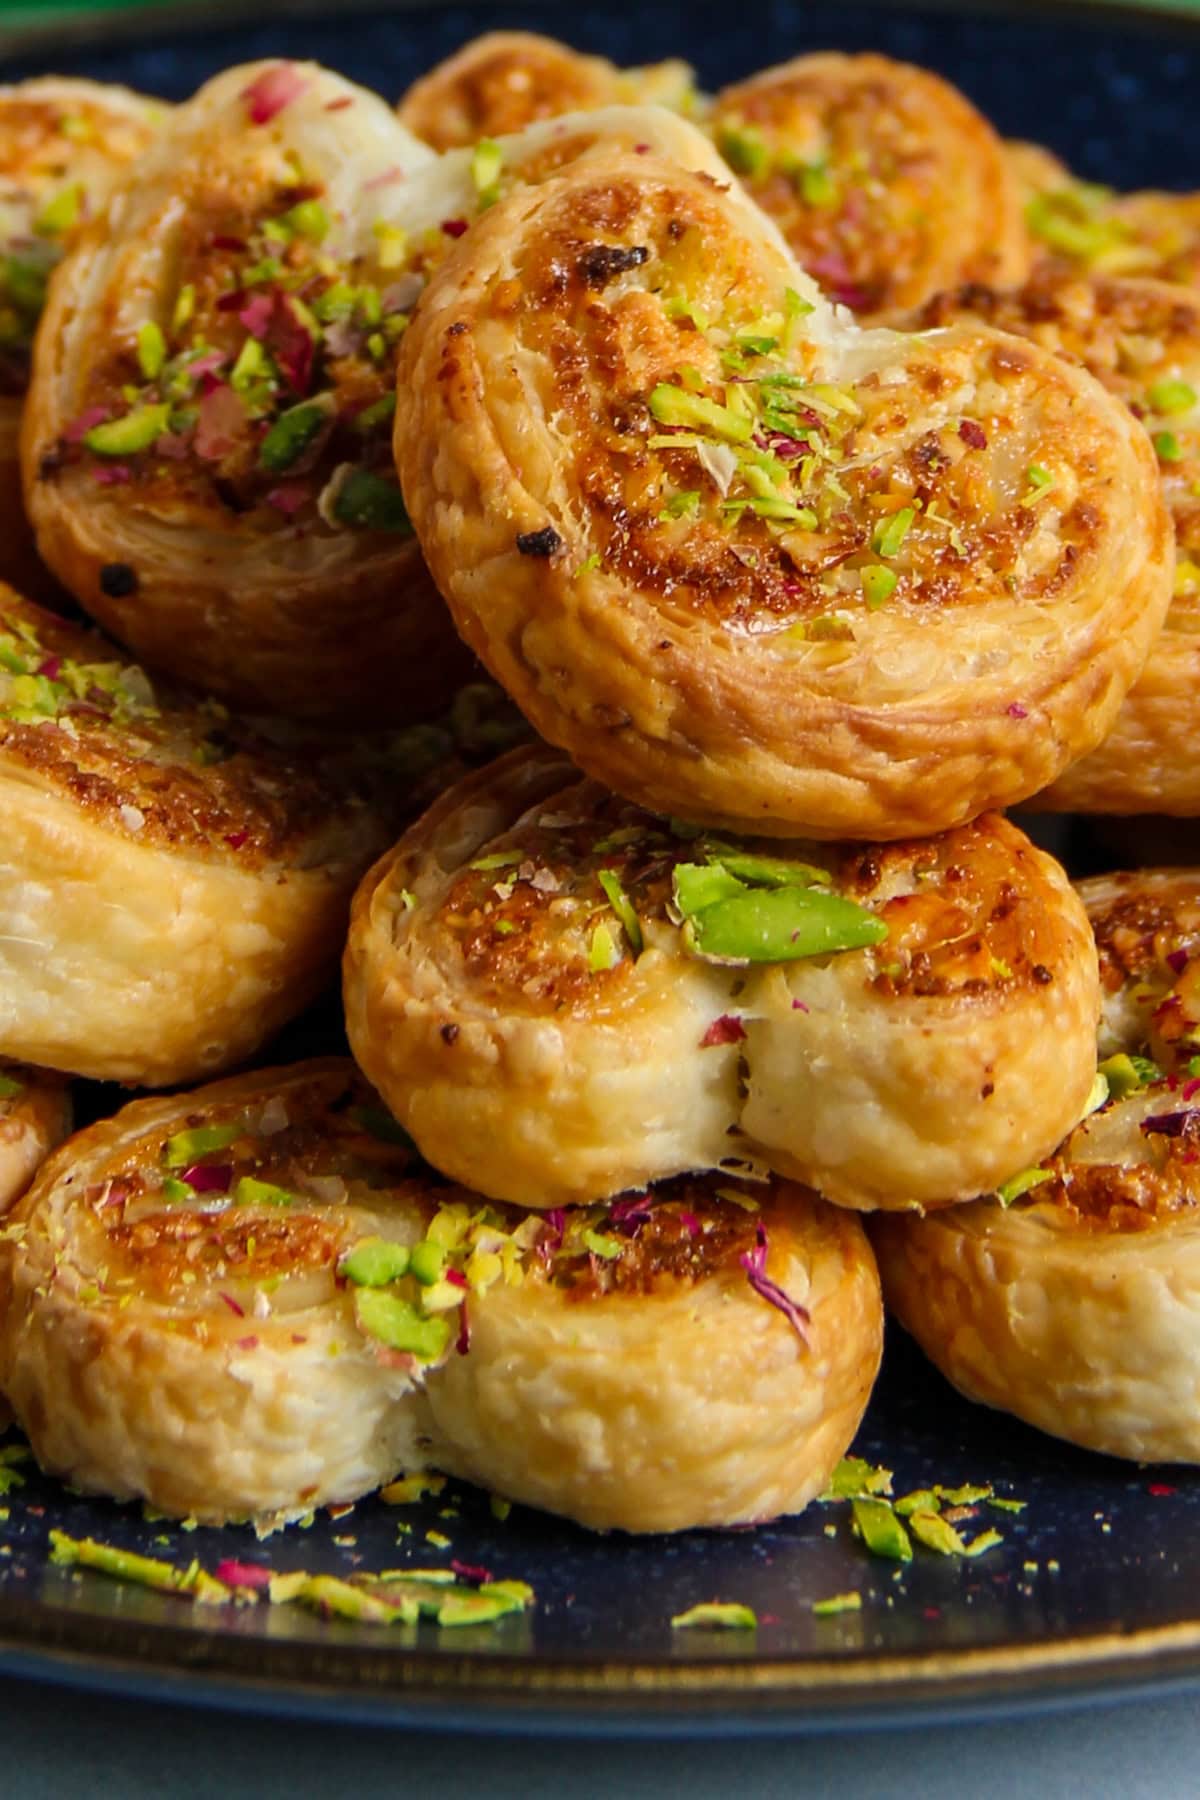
[0,1058,882,1532]
[429,1186,882,1534]
[397,29,696,150]
[0,588,396,1085]
[873,866,1200,1463]
[394,151,1172,839]
[344,746,1100,1212]
[711,52,1029,316]
[0,1064,70,1216]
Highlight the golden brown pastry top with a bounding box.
[911,273,1200,623]
[412,755,1073,1023]
[27,1056,806,1327]
[396,30,695,152]
[993,870,1200,1234]
[0,587,388,868]
[711,52,1027,315]
[0,78,161,396]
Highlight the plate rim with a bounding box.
[4,0,1200,1737]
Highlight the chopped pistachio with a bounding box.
[284,199,331,242]
[1154,430,1184,462]
[136,321,167,381]
[582,1227,623,1260]
[233,1175,296,1208]
[861,565,898,610]
[164,1123,241,1167]
[851,1497,913,1562]
[649,383,752,443]
[171,283,195,332]
[379,1472,446,1505]
[597,869,643,957]
[812,1591,862,1616]
[470,137,504,200]
[672,861,748,916]
[684,885,888,965]
[1083,1069,1110,1116]
[409,1239,447,1287]
[0,1074,24,1100]
[341,1238,411,1287]
[798,162,837,207]
[34,183,82,236]
[894,1488,940,1518]
[1148,378,1196,415]
[1098,1052,1150,1101]
[354,1288,451,1361]
[671,1601,757,1630]
[872,507,915,558]
[588,922,619,972]
[1026,463,1053,488]
[85,403,171,457]
[716,123,770,180]
[330,467,412,532]
[160,1176,197,1205]
[996,1166,1054,1207]
[660,488,701,520]
[907,1509,967,1556]
[822,1457,894,1500]
[259,398,330,472]
[707,849,830,889]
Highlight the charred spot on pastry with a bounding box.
[516,526,563,557]
[37,444,66,480]
[440,1022,460,1045]
[98,563,138,599]
[577,243,650,288]
[1032,964,1053,984]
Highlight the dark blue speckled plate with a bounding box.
[2,0,1200,1735]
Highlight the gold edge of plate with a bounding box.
[4,1611,1200,1712]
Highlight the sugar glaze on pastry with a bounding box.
[0,1059,882,1532]
[345,746,1100,1213]
[394,150,1172,839]
[874,869,1200,1462]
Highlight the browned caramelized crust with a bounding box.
[0,1058,883,1529]
[0,588,384,866]
[395,151,1170,838]
[907,275,1200,811]
[396,30,693,151]
[345,745,1100,1212]
[20,62,475,726]
[712,53,1028,316]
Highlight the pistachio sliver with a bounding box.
[354,1288,451,1361]
[684,886,887,965]
[84,403,171,457]
[341,1238,411,1287]
[259,398,331,472]
[672,861,748,916]
[705,849,831,889]
[329,467,412,532]
[597,868,643,956]
[648,383,753,443]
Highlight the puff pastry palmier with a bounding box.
[0,587,399,1086]
[394,151,1172,839]
[911,273,1200,813]
[0,78,161,596]
[874,868,1200,1463]
[396,30,696,151]
[0,1063,69,1217]
[20,61,473,726]
[22,65,732,725]
[710,53,1028,316]
[345,746,1099,1213]
[0,1058,882,1532]
[1021,154,1200,289]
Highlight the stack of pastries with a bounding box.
[0,33,1198,1540]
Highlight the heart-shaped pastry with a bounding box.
[344,746,1100,1213]
[394,150,1173,838]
